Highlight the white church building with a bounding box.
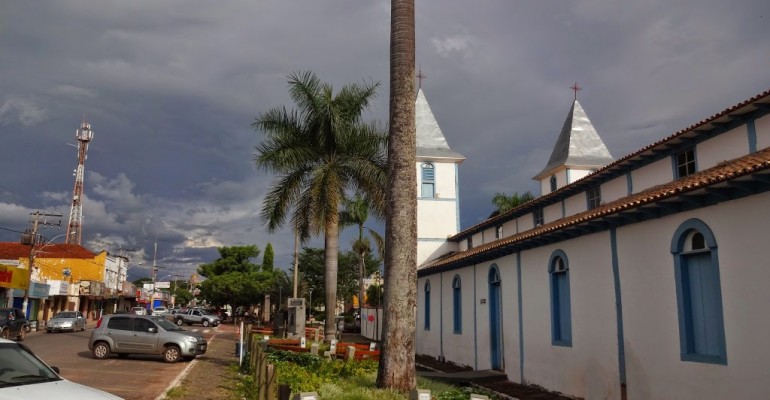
[414,87,770,399]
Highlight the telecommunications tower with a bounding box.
[65,119,94,245]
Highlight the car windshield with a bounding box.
[53,312,76,319]
[0,343,61,388]
[150,316,184,331]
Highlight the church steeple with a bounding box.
[533,97,613,194]
[415,88,464,267]
[416,89,465,161]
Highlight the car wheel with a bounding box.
[176,319,184,326]
[93,342,111,359]
[163,345,181,363]
[17,328,25,341]
[0,330,8,340]
[203,320,210,327]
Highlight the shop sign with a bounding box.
[0,260,28,290]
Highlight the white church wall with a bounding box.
[417,240,452,268]
[416,276,442,357]
[417,201,458,239]
[503,219,518,236]
[563,192,586,217]
[539,169,568,195]
[440,267,480,369]
[619,192,770,400]
[630,158,671,194]
[601,174,628,205]
[434,162,459,199]
[518,214,535,232]
[567,168,593,184]
[544,202,562,223]
[757,113,770,149]
[520,232,619,399]
[696,125,748,171]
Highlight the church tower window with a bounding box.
[421,162,435,198]
[550,175,557,192]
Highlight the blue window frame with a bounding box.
[549,250,572,346]
[452,275,462,334]
[587,186,601,210]
[671,219,727,364]
[673,148,696,179]
[421,162,435,198]
[533,208,544,227]
[424,280,431,331]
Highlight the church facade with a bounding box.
[415,88,770,399]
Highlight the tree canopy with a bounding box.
[490,191,535,216]
[253,70,387,339]
[196,245,276,310]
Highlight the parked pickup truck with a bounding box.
[172,308,221,327]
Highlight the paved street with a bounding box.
[21,323,221,400]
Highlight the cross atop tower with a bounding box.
[570,82,582,100]
[416,66,427,89]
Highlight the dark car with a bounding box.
[0,307,29,341]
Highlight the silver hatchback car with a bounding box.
[88,314,207,363]
[46,310,87,333]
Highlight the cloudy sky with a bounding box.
[1,1,768,281]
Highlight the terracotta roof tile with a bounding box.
[0,242,97,260]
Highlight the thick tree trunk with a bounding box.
[377,0,416,392]
[324,220,339,341]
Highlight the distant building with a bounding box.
[415,88,770,399]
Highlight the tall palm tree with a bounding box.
[377,0,417,392]
[253,71,387,341]
[339,192,384,325]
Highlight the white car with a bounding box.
[151,307,169,316]
[130,307,147,315]
[0,338,123,399]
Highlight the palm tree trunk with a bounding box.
[324,220,339,341]
[377,0,417,392]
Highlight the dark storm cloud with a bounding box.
[1,1,768,277]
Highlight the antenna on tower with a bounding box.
[65,118,94,245]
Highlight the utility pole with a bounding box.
[22,211,62,317]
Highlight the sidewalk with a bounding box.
[160,323,240,400]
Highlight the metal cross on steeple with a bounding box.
[416,65,427,89]
[570,82,582,100]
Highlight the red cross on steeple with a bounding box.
[570,82,582,100]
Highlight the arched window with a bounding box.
[671,219,726,364]
[549,250,572,346]
[424,280,431,331]
[550,175,557,192]
[421,162,435,198]
[452,275,462,334]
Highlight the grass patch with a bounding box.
[237,349,500,400]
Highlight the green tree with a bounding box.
[263,243,275,271]
[490,191,535,216]
[366,282,384,308]
[378,0,417,392]
[339,192,384,318]
[253,71,387,340]
[197,245,275,313]
[297,247,379,312]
